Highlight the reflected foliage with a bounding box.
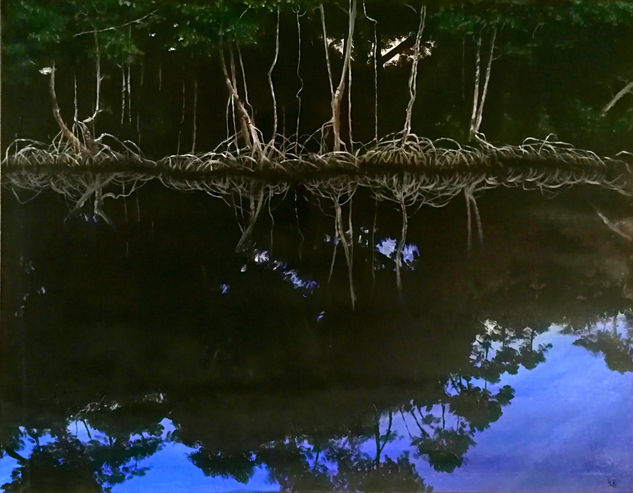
[2,431,161,492]
[566,313,633,373]
[1,176,631,489]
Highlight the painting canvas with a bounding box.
[1,1,632,492]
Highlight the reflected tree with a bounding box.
[2,430,161,493]
[570,314,633,373]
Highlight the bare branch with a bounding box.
[380,34,415,66]
[602,80,633,115]
[73,10,157,37]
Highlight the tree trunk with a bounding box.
[363,2,379,142]
[402,5,426,142]
[191,77,198,154]
[320,4,334,95]
[331,0,357,152]
[468,35,482,141]
[218,41,263,159]
[177,75,186,154]
[267,7,281,143]
[469,28,496,142]
[48,66,89,156]
[295,10,304,147]
[474,28,496,134]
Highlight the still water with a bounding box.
[1,170,632,492]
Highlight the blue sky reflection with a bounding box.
[2,323,631,492]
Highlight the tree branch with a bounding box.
[73,10,157,38]
[380,34,415,66]
[602,80,633,115]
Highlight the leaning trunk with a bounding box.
[330,0,357,152]
[48,65,89,156]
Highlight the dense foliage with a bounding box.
[3,0,633,156]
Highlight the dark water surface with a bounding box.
[1,173,632,492]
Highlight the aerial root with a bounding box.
[3,132,631,201]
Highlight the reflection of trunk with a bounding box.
[374,410,393,467]
[371,199,377,285]
[402,6,426,142]
[313,448,321,471]
[334,198,356,309]
[330,0,357,152]
[468,28,496,142]
[594,207,633,242]
[464,186,483,252]
[235,188,266,252]
[395,200,408,294]
[3,448,26,465]
[219,41,263,159]
[64,174,116,223]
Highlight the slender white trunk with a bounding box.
[237,44,253,116]
[347,48,353,151]
[267,7,281,143]
[320,4,334,96]
[191,78,198,154]
[363,2,379,142]
[127,64,132,125]
[468,35,482,140]
[94,32,101,120]
[402,5,426,142]
[120,65,126,126]
[331,0,357,152]
[469,28,496,141]
[474,28,496,133]
[219,41,263,158]
[177,76,186,154]
[295,10,304,148]
[73,72,79,123]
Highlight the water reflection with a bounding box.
[1,170,632,491]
